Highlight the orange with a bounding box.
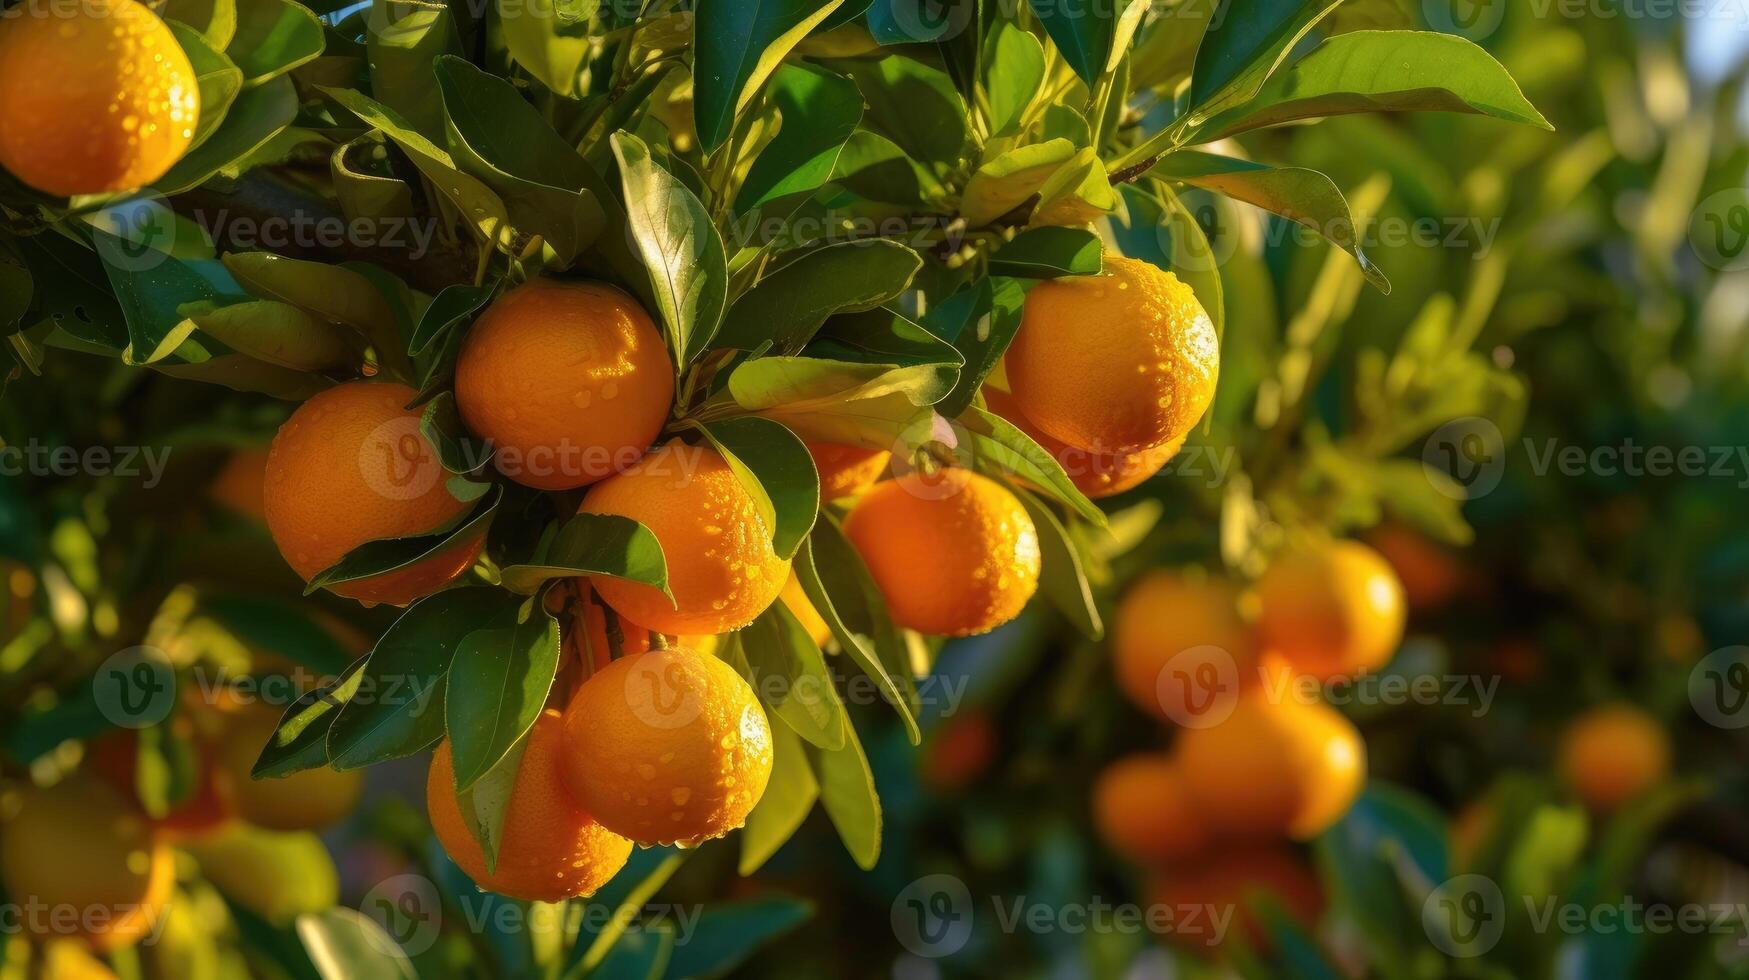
[0,0,197,196]
[842,470,1040,636]
[264,381,483,606]
[218,707,364,831]
[87,724,234,841]
[1113,571,1257,724]
[0,776,174,950]
[1255,540,1406,681]
[1092,754,1208,863]
[555,582,715,670]
[983,386,1182,499]
[1148,848,1324,952]
[1365,523,1462,611]
[807,442,890,500]
[455,280,673,490]
[580,441,788,635]
[428,709,632,901]
[1558,704,1670,811]
[209,449,270,522]
[779,572,831,647]
[1176,691,1365,840]
[1004,255,1218,454]
[560,647,773,846]
[920,711,997,791]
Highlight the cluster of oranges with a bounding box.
[1094,539,1406,951]
[249,252,1218,899]
[0,0,198,197]
[0,678,360,952]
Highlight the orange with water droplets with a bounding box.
[0,0,198,196]
[264,381,482,607]
[455,280,673,490]
[580,441,789,636]
[428,709,632,901]
[843,469,1040,637]
[560,647,774,846]
[983,386,1182,499]
[807,442,890,500]
[1005,255,1218,454]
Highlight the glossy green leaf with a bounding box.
[715,241,922,354]
[737,605,847,749]
[445,615,560,793]
[988,226,1103,279]
[737,715,818,875]
[1014,485,1102,638]
[693,0,848,152]
[960,405,1104,524]
[1025,0,1117,83]
[188,300,356,371]
[805,716,881,869]
[735,63,864,217]
[158,75,298,195]
[305,489,495,595]
[983,22,1045,137]
[611,131,728,366]
[1188,0,1345,114]
[252,660,366,778]
[497,513,669,596]
[701,416,820,559]
[496,0,591,96]
[727,357,950,448]
[798,526,921,744]
[167,21,243,150]
[365,1,461,137]
[959,139,1075,228]
[226,0,324,84]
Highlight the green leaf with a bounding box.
[326,588,520,770]
[1012,485,1101,639]
[927,276,1024,418]
[188,300,357,371]
[444,616,560,793]
[496,0,591,97]
[1025,0,1117,84]
[824,56,969,175]
[611,131,728,366]
[96,245,243,366]
[409,283,493,357]
[959,405,1104,525]
[660,898,813,977]
[829,131,930,206]
[798,526,920,744]
[1188,0,1346,114]
[737,715,818,875]
[220,252,396,339]
[736,605,847,750]
[166,21,243,150]
[1130,0,1216,94]
[735,63,864,217]
[226,0,324,84]
[365,1,462,138]
[714,241,922,354]
[726,357,949,448]
[498,513,669,596]
[252,660,366,778]
[811,306,962,375]
[805,717,881,869]
[988,227,1103,279]
[297,908,418,980]
[572,850,688,974]
[983,22,1046,137]
[692,0,849,153]
[164,0,237,47]
[434,56,605,262]
[158,75,298,195]
[1149,151,1391,292]
[700,416,820,559]
[959,139,1075,228]
[305,490,494,595]
[1194,31,1552,142]
[590,923,675,980]
[1030,146,1117,226]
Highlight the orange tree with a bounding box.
[2,0,1551,973]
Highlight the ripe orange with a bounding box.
[87,724,233,841]
[1092,754,1208,863]
[0,0,198,196]
[1176,691,1365,840]
[1004,255,1219,454]
[1148,847,1324,952]
[428,709,631,901]
[264,381,482,606]
[1365,522,1462,611]
[0,776,174,950]
[842,470,1040,636]
[1558,704,1670,811]
[1113,571,1257,724]
[983,386,1182,499]
[807,442,890,500]
[218,707,364,831]
[560,647,773,846]
[209,449,270,522]
[1255,540,1406,681]
[580,441,789,635]
[455,280,673,490]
